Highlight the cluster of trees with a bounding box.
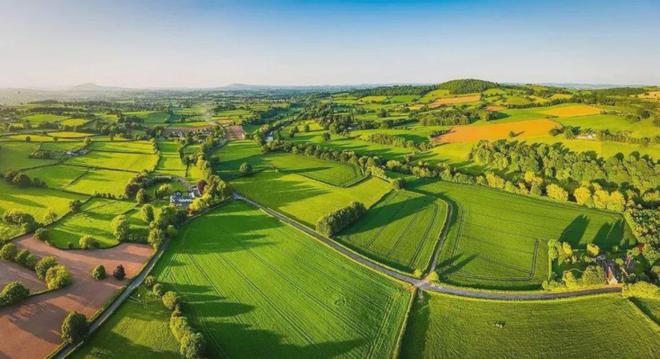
[0,242,73,292]
[3,170,47,188]
[0,242,38,271]
[362,133,433,151]
[264,140,383,172]
[349,85,436,97]
[0,281,30,307]
[61,311,89,344]
[416,107,471,126]
[145,205,187,249]
[2,209,37,232]
[544,239,608,290]
[316,202,366,236]
[470,140,658,208]
[188,176,232,214]
[435,79,499,94]
[145,277,207,359]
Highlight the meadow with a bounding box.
[411,180,636,289]
[337,190,447,273]
[124,111,170,126]
[155,201,412,358]
[66,168,136,196]
[211,140,268,178]
[289,131,414,161]
[266,152,366,187]
[46,198,137,248]
[0,142,57,171]
[90,140,156,154]
[155,141,187,177]
[71,286,179,359]
[401,292,659,358]
[66,150,159,172]
[21,113,69,124]
[231,170,390,227]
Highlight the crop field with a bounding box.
[47,198,137,248]
[419,89,451,103]
[155,141,187,177]
[72,286,179,359]
[60,118,89,127]
[0,142,57,170]
[155,201,411,358]
[232,170,390,227]
[429,94,481,107]
[435,119,560,144]
[90,140,155,154]
[66,150,159,172]
[66,168,136,196]
[401,292,659,358]
[337,190,447,273]
[266,152,365,187]
[358,95,387,103]
[542,104,601,117]
[0,181,85,236]
[412,180,635,289]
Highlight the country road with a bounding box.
[233,193,623,301]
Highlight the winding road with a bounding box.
[233,193,623,301]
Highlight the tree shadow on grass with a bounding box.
[559,215,589,247]
[436,253,477,277]
[592,219,628,249]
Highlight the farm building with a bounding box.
[170,191,197,207]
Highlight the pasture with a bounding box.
[411,180,636,289]
[542,104,601,117]
[66,150,159,172]
[71,286,179,359]
[90,140,156,154]
[232,170,391,227]
[631,297,660,324]
[155,201,412,358]
[46,198,137,248]
[289,131,414,161]
[0,142,57,171]
[155,141,187,177]
[60,118,89,127]
[124,111,170,126]
[24,165,88,189]
[66,168,136,196]
[337,190,447,273]
[211,140,268,178]
[266,152,365,187]
[22,113,68,124]
[401,292,659,358]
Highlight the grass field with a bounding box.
[542,104,601,117]
[0,142,57,171]
[49,131,95,138]
[24,165,89,189]
[60,118,89,127]
[290,131,415,161]
[401,292,659,358]
[91,141,156,154]
[337,190,447,273]
[124,111,170,126]
[71,286,179,359]
[266,152,365,187]
[211,140,268,178]
[155,201,412,358]
[631,297,660,325]
[411,180,636,290]
[0,181,85,236]
[47,198,137,248]
[232,170,391,227]
[155,141,187,177]
[66,168,136,196]
[66,150,159,172]
[22,113,68,123]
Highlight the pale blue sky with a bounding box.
[1,0,658,88]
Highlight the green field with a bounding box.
[91,140,156,154]
[66,150,159,172]
[155,141,187,177]
[412,180,636,289]
[289,131,415,161]
[47,198,138,248]
[211,140,268,178]
[66,168,136,196]
[232,170,390,227]
[155,201,411,358]
[266,152,365,187]
[24,165,89,189]
[124,111,170,126]
[401,292,659,358]
[22,113,69,123]
[337,190,447,273]
[72,286,179,359]
[60,118,89,127]
[631,297,660,325]
[0,181,85,237]
[0,142,57,171]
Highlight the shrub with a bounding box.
[113,264,126,280]
[91,265,106,280]
[586,243,600,257]
[162,291,180,310]
[61,311,88,344]
[111,215,130,242]
[0,243,18,261]
[0,281,30,306]
[34,228,48,241]
[144,275,157,288]
[169,312,191,341]
[35,256,58,280]
[622,281,660,299]
[136,188,148,204]
[239,162,253,176]
[180,332,206,359]
[2,209,36,232]
[45,264,72,289]
[15,249,37,269]
[141,204,155,223]
[153,283,165,297]
[79,235,99,249]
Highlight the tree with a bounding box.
[141,204,155,223]
[61,311,88,344]
[15,249,37,269]
[35,256,58,280]
[34,227,48,241]
[239,162,253,176]
[546,184,568,201]
[153,283,165,297]
[0,243,18,261]
[69,200,82,213]
[148,228,165,249]
[162,291,181,310]
[586,243,600,257]
[111,215,130,242]
[45,265,72,289]
[573,186,593,207]
[322,132,331,142]
[79,235,98,249]
[0,281,29,306]
[113,264,126,280]
[136,188,148,204]
[44,208,58,224]
[91,265,106,280]
[180,332,206,359]
[144,275,156,288]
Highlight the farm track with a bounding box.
[233,193,622,301]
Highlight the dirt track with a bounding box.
[0,236,152,359]
[0,261,46,293]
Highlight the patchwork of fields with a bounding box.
[155,201,412,358]
[401,292,660,358]
[412,180,635,289]
[337,190,447,273]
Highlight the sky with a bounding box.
[0,0,659,88]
